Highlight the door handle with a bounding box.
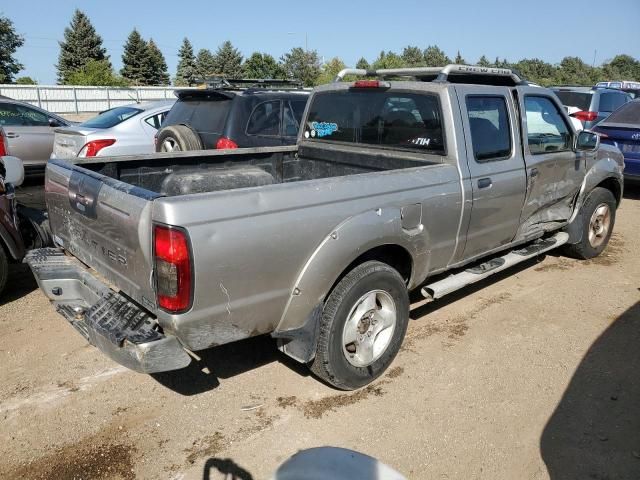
[5,132,19,138]
[477,178,492,189]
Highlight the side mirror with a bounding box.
[48,117,63,128]
[0,156,25,187]
[574,130,599,152]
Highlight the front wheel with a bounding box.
[309,261,409,390]
[564,187,616,259]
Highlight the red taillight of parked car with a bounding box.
[78,139,116,157]
[351,80,390,89]
[216,137,238,149]
[570,111,598,122]
[0,130,8,156]
[154,224,192,313]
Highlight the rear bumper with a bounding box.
[26,248,191,373]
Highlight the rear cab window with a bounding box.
[304,90,445,154]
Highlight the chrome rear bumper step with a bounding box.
[26,248,191,373]
[422,232,569,301]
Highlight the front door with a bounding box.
[455,86,527,260]
[517,89,583,234]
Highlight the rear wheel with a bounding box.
[156,125,203,152]
[309,261,409,390]
[564,187,616,259]
[0,246,8,297]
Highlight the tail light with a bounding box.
[154,224,192,313]
[351,80,390,88]
[216,137,238,149]
[78,139,116,157]
[0,130,8,156]
[570,111,598,122]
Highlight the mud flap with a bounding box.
[273,304,323,364]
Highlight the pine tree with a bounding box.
[477,55,491,67]
[196,49,216,77]
[243,52,285,79]
[356,57,370,70]
[147,39,169,85]
[0,15,25,83]
[280,47,321,87]
[401,46,424,67]
[121,29,151,85]
[175,38,198,86]
[454,51,466,65]
[423,45,451,67]
[57,9,109,84]
[212,41,243,78]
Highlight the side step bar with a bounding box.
[421,232,569,301]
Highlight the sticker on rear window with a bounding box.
[308,121,338,138]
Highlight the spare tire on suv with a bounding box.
[156,125,203,152]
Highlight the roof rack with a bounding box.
[200,76,303,90]
[334,64,526,86]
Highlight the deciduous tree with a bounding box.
[0,15,24,83]
[280,47,321,87]
[243,52,285,79]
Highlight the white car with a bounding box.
[564,106,584,132]
[51,100,175,159]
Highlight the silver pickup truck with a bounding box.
[27,65,624,390]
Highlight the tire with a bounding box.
[309,261,410,390]
[17,205,51,249]
[0,246,8,298]
[156,125,203,152]
[564,187,616,259]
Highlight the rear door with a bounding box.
[0,102,55,167]
[517,89,582,231]
[455,86,527,259]
[46,159,160,311]
[244,99,284,147]
[594,91,632,126]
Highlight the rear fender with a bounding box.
[273,207,429,361]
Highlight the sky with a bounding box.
[3,0,640,85]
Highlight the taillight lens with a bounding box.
[216,137,238,149]
[154,224,192,313]
[570,111,598,122]
[78,139,116,157]
[353,80,380,88]
[0,130,8,156]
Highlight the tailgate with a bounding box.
[45,158,161,311]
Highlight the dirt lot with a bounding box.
[1,186,639,480]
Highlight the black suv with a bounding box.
[156,79,309,152]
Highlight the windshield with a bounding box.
[602,100,640,125]
[81,106,143,128]
[553,91,592,111]
[305,90,445,154]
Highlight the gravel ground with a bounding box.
[1,185,638,480]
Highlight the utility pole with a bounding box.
[592,49,597,68]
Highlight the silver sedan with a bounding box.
[51,100,175,159]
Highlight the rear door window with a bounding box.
[524,96,571,154]
[283,101,301,137]
[598,93,631,113]
[144,111,168,130]
[0,103,26,126]
[0,103,49,126]
[305,90,445,154]
[466,96,512,162]
[246,100,282,136]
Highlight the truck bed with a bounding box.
[70,144,436,196]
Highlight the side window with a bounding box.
[0,103,24,126]
[598,93,630,113]
[144,112,168,130]
[15,104,49,126]
[524,96,571,154]
[465,96,512,162]
[283,102,300,137]
[247,100,281,136]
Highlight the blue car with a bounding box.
[593,99,640,182]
